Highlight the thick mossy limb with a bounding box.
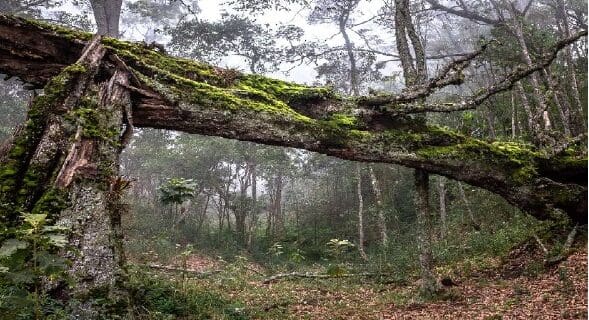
[0,64,88,221]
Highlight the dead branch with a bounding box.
[369,30,587,115]
[544,224,579,267]
[262,271,393,284]
[359,42,491,106]
[140,263,223,277]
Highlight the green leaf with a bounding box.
[0,239,28,257]
[0,265,9,273]
[23,213,47,229]
[47,234,67,248]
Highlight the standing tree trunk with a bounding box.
[356,164,368,261]
[368,165,388,246]
[394,0,438,296]
[235,165,251,245]
[457,182,481,231]
[0,37,131,318]
[438,176,447,240]
[273,172,284,236]
[541,68,571,136]
[247,161,257,250]
[555,0,587,135]
[339,11,360,96]
[512,19,554,141]
[89,0,123,37]
[415,170,439,295]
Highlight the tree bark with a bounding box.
[394,0,439,296]
[541,67,571,137]
[555,0,586,135]
[356,164,368,261]
[513,20,553,140]
[89,0,122,37]
[438,176,447,240]
[368,165,388,246]
[0,36,131,318]
[339,10,360,96]
[247,161,257,250]
[415,170,439,295]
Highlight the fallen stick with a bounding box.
[137,263,223,277]
[262,272,393,284]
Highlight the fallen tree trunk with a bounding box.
[0,15,585,224]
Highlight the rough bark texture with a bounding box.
[89,0,122,37]
[0,35,131,317]
[394,0,438,296]
[0,15,586,227]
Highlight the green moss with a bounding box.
[97,38,338,127]
[21,16,93,41]
[0,60,90,221]
[326,113,358,129]
[70,106,119,144]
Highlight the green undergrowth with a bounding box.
[128,267,247,320]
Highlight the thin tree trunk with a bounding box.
[339,12,360,96]
[274,173,284,235]
[556,0,587,135]
[195,194,210,236]
[513,21,553,136]
[541,68,571,136]
[368,165,388,246]
[516,81,542,138]
[438,176,447,240]
[415,170,439,295]
[395,0,438,295]
[356,164,368,261]
[247,161,257,250]
[511,91,517,139]
[457,182,480,231]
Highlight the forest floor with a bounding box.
[136,244,587,319]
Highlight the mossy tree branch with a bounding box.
[0,15,586,224]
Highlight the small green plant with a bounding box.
[0,213,69,319]
[178,244,194,294]
[326,239,355,262]
[324,239,355,286]
[268,243,284,257]
[288,249,306,264]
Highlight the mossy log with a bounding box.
[0,14,586,228]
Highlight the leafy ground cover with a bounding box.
[130,243,587,319]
